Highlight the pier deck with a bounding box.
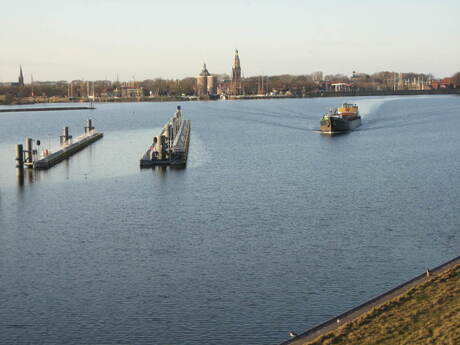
[33,132,103,170]
[33,131,103,169]
[16,119,102,173]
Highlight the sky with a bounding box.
[1,0,459,82]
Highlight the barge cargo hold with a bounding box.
[140,106,191,168]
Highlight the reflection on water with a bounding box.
[16,168,24,186]
[1,96,460,345]
[16,168,37,187]
[148,165,186,177]
[317,130,352,137]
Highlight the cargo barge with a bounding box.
[320,103,361,134]
[140,106,191,168]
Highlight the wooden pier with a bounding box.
[140,106,191,168]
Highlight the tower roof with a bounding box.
[18,65,24,85]
[232,49,240,69]
[199,62,210,76]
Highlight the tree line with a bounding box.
[1,71,458,104]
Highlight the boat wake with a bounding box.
[355,97,398,118]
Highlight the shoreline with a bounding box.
[280,255,460,345]
[1,89,458,107]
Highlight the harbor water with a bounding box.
[1,95,459,345]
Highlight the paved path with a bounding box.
[279,255,460,345]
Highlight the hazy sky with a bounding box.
[1,0,459,81]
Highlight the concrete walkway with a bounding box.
[279,255,460,345]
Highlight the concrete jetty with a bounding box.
[16,119,103,171]
[140,105,191,168]
[0,106,94,113]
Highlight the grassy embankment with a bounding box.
[305,264,460,345]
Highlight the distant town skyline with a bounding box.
[1,0,459,82]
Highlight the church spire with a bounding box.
[18,65,24,86]
[232,49,240,69]
[199,62,209,76]
[231,49,242,95]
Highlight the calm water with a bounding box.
[1,96,459,345]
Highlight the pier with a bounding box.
[1,106,95,113]
[140,106,191,168]
[16,119,103,171]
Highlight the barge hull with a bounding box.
[320,117,361,134]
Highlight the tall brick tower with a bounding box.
[231,49,242,95]
[196,63,210,96]
[18,65,24,86]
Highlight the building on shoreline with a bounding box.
[196,63,217,97]
[1,57,458,104]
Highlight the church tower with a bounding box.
[196,63,217,97]
[18,65,24,86]
[196,63,210,96]
[231,49,242,95]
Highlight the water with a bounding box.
[1,96,459,345]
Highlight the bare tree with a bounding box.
[452,72,460,87]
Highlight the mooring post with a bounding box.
[169,123,174,148]
[24,138,33,166]
[176,105,181,118]
[60,127,69,144]
[85,119,94,134]
[16,144,24,173]
[158,136,165,160]
[164,126,170,152]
